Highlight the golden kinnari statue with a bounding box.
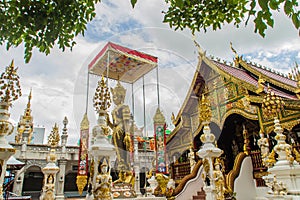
[94,158,113,200]
[213,158,225,200]
[257,130,270,166]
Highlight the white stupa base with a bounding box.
[268,162,300,195]
[55,195,65,200]
[265,195,293,200]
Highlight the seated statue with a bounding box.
[112,163,136,199]
[113,163,134,188]
[94,158,112,200]
[110,81,133,170]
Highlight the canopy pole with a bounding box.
[143,76,146,137]
[156,65,160,109]
[132,83,134,118]
[106,51,110,84]
[85,72,90,114]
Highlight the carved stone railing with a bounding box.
[249,150,267,187]
[170,162,191,185]
[225,152,247,194]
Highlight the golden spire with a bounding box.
[48,123,60,147]
[16,90,33,144]
[0,60,22,103]
[93,75,111,115]
[153,107,166,124]
[24,89,32,118]
[198,93,212,123]
[80,113,89,130]
[262,87,285,118]
[26,88,32,112]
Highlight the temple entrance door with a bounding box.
[23,166,43,199]
[217,114,259,173]
[140,167,149,195]
[64,172,84,197]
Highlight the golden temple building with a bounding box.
[167,44,300,199]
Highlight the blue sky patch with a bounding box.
[244,50,299,74]
[85,17,143,42]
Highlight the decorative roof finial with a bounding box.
[230,42,240,67]
[256,75,265,94]
[262,87,285,119]
[93,75,111,115]
[192,34,206,57]
[294,62,300,87]
[0,60,22,103]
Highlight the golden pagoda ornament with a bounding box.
[93,75,111,116]
[262,87,284,119]
[0,60,22,103]
[48,123,60,147]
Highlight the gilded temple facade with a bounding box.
[167,44,300,180]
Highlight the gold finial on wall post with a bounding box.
[48,123,60,147]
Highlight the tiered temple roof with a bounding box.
[167,44,300,156]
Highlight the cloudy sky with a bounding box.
[1,0,299,145]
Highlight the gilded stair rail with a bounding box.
[225,152,247,194]
[173,160,203,196]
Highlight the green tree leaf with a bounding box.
[131,0,137,8]
[1,0,299,63]
[0,0,100,63]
